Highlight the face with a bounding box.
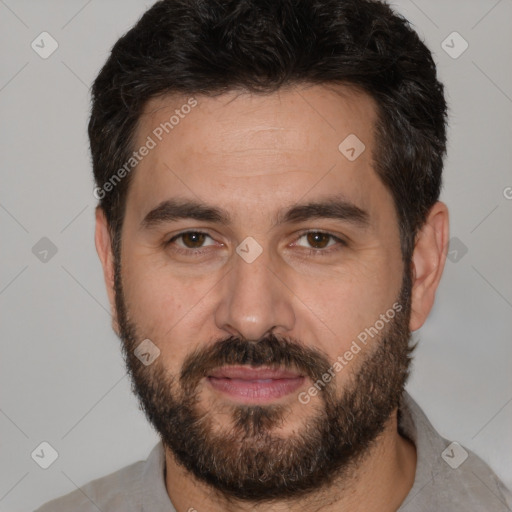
[110,84,414,500]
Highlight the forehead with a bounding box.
[137,84,376,156]
[126,84,391,230]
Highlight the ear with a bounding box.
[409,201,449,332]
[94,206,119,335]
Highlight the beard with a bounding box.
[113,254,415,503]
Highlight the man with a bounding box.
[35,0,512,510]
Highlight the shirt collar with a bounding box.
[140,390,432,511]
[397,390,447,509]
[141,440,174,511]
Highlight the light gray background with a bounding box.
[1,1,511,510]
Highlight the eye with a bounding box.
[164,230,347,258]
[293,231,347,256]
[165,231,218,255]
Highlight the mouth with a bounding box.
[206,365,306,403]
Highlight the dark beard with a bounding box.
[114,255,415,503]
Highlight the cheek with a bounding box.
[297,257,401,355]
[120,251,224,374]
[123,259,178,316]
[302,283,372,357]
[120,257,184,344]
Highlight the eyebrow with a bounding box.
[139,195,370,231]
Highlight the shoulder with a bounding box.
[399,392,512,511]
[402,443,512,511]
[33,454,147,512]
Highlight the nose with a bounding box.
[214,241,295,341]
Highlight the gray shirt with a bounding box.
[34,392,512,511]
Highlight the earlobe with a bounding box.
[94,207,119,332]
[409,201,449,331]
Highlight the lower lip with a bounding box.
[207,376,305,402]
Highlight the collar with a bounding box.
[140,390,431,511]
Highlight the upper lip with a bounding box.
[208,366,303,380]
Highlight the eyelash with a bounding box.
[164,230,347,257]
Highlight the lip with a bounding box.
[208,365,302,380]
[207,365,305,403]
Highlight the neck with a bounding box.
[164,408,417,512]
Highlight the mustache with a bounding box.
[179,334,333,395]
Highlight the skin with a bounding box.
[95,84,449,512]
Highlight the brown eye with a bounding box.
[305,232,331,249]
[165,231,217,253]
[296,231,338,250]
[293,231,347,256]
[180,232,207,248]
